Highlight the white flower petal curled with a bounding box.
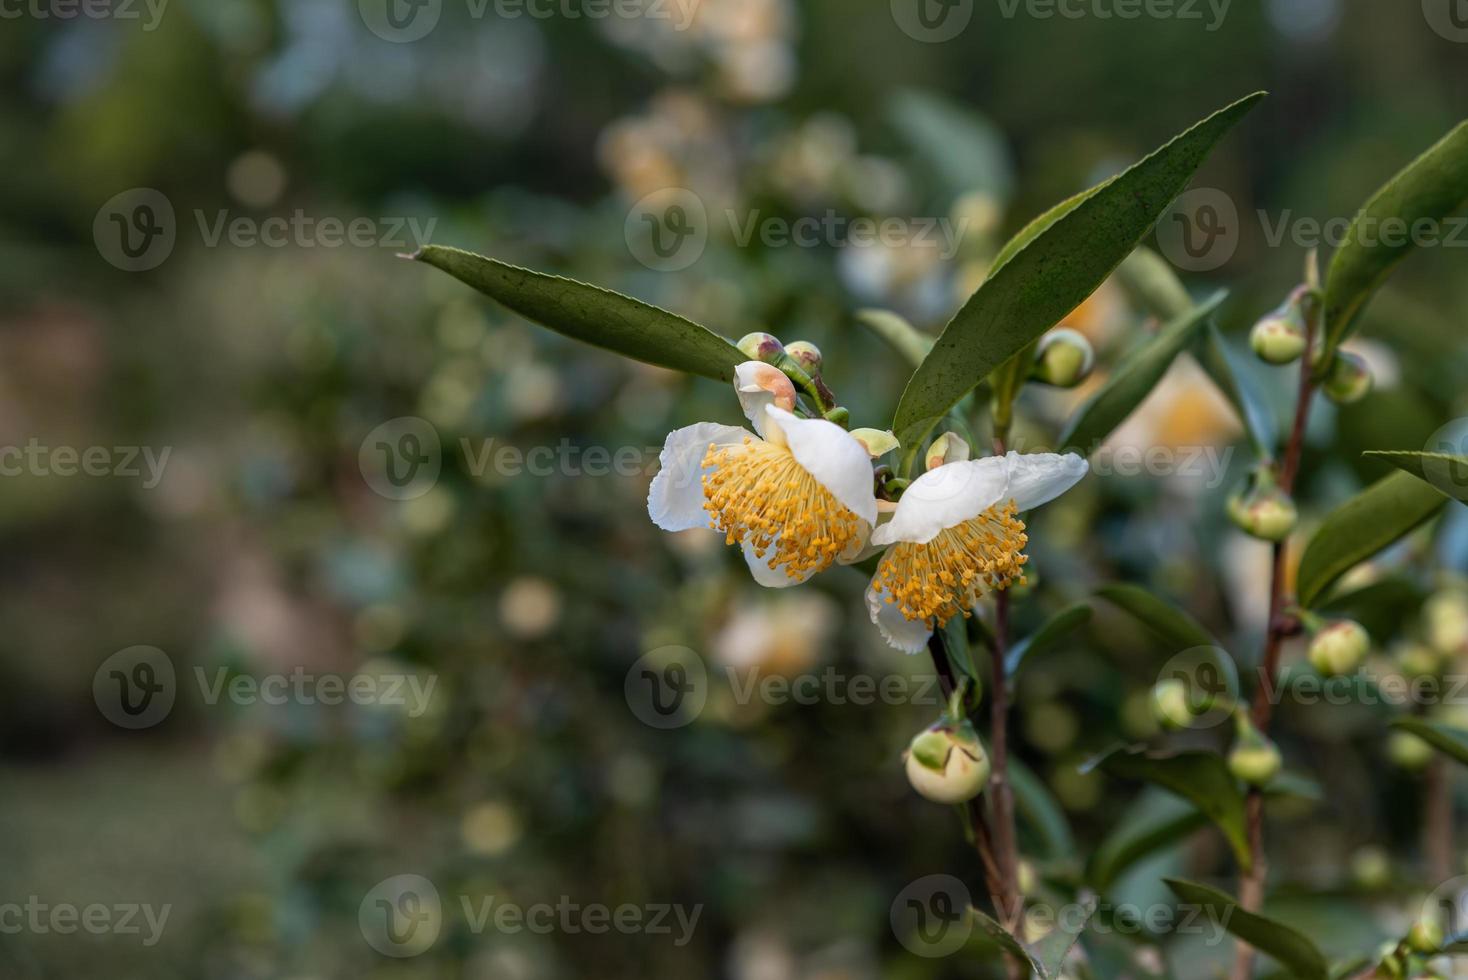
[733,361,796,438]
[764,406,879,527]
[866,582,936,654]
[647,422,751,531]
[1003,452,1089,511]
[870,456,1010,547]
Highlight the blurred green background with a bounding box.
[3,1,1468,977]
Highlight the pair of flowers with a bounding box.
[648,362,1089,652]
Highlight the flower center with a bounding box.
[875,500,1028,626]
[702,437,864,579]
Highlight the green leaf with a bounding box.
[1320,576,1429,641]
[1007,603,1094,677]
[971,909,1041,977]
[1195,322,1277,458]
[1084,746,1250,866]
[1296,471,1450,608]
[1115,245,1195,321]
[1322,121,1468,354]
[1362,450,1468,503]
[854,308,934,367]
[1031,893,1097,979]
[891,93,1265,472]
[1010,756,1076,859]
[1060,292,1226,453]
[413,245,744,382]
[1094,583,1220,652]
[1164,878,1330,980]
[1390,716,1468,767]
[1089,789,1207,891]
[889,89,1014,201]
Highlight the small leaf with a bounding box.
[1010,756,1076,859]
[891,93,1266,472]
[1322,121,1468,354]
[1007,603,1094,677]
[413,246,744,382]
[854,308,934,367]
[1390,716,1468,767]
[1085,746,1250,867]
[1296,471,1450,608]
[1089,789,1208,891]
[1164,878,1329,980]
[1362,450,1468,503]
[1060,292,1225,453]
[971,909,1042,977]
[889,89,1014,202]
[1094,583,1220,652]
[1031,892,1097,979]
[1194,322,1277,458]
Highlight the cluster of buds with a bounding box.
[736,332,847,424]
[1030,328,1095,388]
[1227,466,1298,542]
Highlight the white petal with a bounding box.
[866,582,933,654]
[733,362,795,438]
[764,406,878,526]
[742,540,819,588]
[1004,452,1089,511]
[870,456,1010,546]
[647,422,753,531]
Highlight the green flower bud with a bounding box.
[737,332,785,362]
[1308,620,1370,677]
[1227,477,1298,542]
[1397,641,1442,679]
[1250,315,1308,365]
[1151,678,1195,731]
[1424,589,1468,655]
[784,340,823,374]
[1408,919,1444,955]
[1228,719,1282,787]
[1322,351,1372,404]
[1032,328,1095,388]
[904,721,990,805]
[1350,846,1391,890]
[1016,859,1038,897]
[1388,731,1434,771]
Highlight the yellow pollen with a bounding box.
[701,437,864,580]
[875,500,1029,627]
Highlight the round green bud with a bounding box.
[905,722,990,805]
[1151,678,1195,731]
[784,340,823,374]
[1388,731,1434,771]
[1350,846,1391,890]
[1250,314,1308,365]
[1323,351,1372,404]
[1408,919,1444,954]
[737,332,785,362]
[1016,859,1038,897]
[1398,642,1442,679]
[1308,620,1370,677]
[1032,328,1095,388]
[1227,482,1298,542]
[1228,735,1282,786]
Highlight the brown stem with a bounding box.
[1231,300,1318,980]
[989,590,1023,931]
[1425,756,1453,883]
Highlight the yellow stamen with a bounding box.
[702,437,863,580]
[875,500,1028,627]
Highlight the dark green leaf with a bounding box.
[1296,471,1450,608]
[1060,292,1226,453]
[891,93,1265,472]
[1085,746,1250,866]
[1390,716,1468,767]
[1007,603,1094,677]
[413,245,744,382]
[1031,893,1097,978]
[1362,450,1468,503]
[854,308,934,367]
[1164,878,1329,980]
[1011,756,1076,859]
[1089,790,1207,891]
[971,909,1041,977]
[1094,583,1220,652]
[1322,122,1468,353]
[1195,322,1277,458]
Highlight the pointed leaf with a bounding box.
[1195,322,1277,458]
[1296,471,1450,608]
[413,245,744,382]
[1362,450,1468,503]
[1094,583,1220,652]
[1322,121,1468,354]
[855,308,934,367]
[1007,603,1094,677]
[1164,878,1329,980]
[891,93,1265,472]
[1390,716,1468,767]
[1060,292,1225,453]
[971,909,1042,977]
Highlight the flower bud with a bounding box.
[733,361,798,420]
[1322,351,1372,404]
[924,432,971,472]
[1227,477,1298,542]
[1349,846,1391,890]
[904,721,990,805]
[1016,859,1037,897]
[1032,328,1095,388]
[1397,642,1441,679]
[1308,620,1370,677]
[1408,918,1445,954]
[1388,731,1434,771]
[1151,678,1196,731]
[1249,300,1308,365]
[784,340,823,374]
[1424,589,1468,655]
[1228,719,1282,787]
[737,332,785,362]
